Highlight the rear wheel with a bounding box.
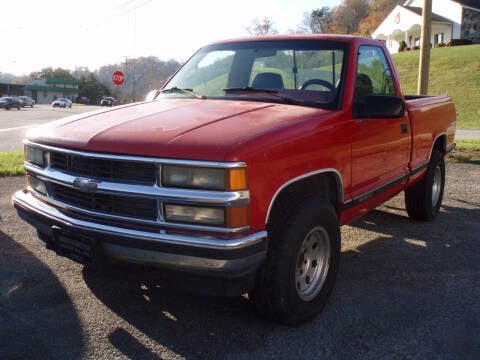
[251,198,340,325]
[405,149,445,221]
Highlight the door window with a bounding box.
[354,46,397,117]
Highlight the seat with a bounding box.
[354,73,373,102]
[353,73,373,117]
[251,72,284,89]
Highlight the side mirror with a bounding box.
[362,94,406,118]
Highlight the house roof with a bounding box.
[453,0,480,10]
[402,6,453,23]
[46,78,79,86]
[25,85,79,93]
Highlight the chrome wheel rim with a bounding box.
[295,226,331,301]
[431,165,442,207]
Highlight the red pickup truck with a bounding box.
[13,35,456,325]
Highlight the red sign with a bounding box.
[112,70,125,86]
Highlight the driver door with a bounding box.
[350,45,411,199]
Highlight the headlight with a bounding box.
[164,203,250,228]
[162,165,247,191]
[164,204,225,226]
[25,145,46,168]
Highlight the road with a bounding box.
[456,129,480,139]
[1,163,479,359]
[0,105,99,151]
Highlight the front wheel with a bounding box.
[252,199,340,325]
[405,149,445,221]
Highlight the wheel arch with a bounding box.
[265,169,344,226]
[431,133,448,157]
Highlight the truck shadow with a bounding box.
[0,230,84,360]
[82,202,480,359]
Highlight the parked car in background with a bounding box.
[52,98,72,108]
[17,96,35,107]
[100,97,118,107]
[0,97,22,110]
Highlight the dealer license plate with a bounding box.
[52,228,96,264]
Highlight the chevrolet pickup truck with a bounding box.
[13,35,456,325]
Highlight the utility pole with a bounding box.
[132,6,137,103]
[124,56,128,104]
[132,56,136,103]
[417,0,432,95]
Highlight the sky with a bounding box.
[1,0,342,76]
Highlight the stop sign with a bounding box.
[112,70,125,86]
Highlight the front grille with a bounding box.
[50,152,156,184]
[51,183,158,221]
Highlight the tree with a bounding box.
[357,0,404,36]
[78,72,114,105]
[299,7,333,34]
[329,0,370,34]
[26,67,74,80]
[245,17,278,36]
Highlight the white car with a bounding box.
[52,98,72,108]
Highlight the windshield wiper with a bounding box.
[223,87,322,107]
[161,87,207,99]
[223,87,278,94]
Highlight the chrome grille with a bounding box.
[50,151,156,184]
[50,183,158,221]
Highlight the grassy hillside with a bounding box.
[392,45,480,129]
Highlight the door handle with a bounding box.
[400,123,408,134]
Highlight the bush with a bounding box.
[435,43,446,48]
[398,41,408,52]
[448,39,472,46]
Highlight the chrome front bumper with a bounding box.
[12,190,267,278]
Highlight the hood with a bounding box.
[28,99,329,161]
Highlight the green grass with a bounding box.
[0,151,24,176]
[455,138,480,151]
[392,45,480,129]
[448,138,480,164]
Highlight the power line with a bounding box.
[81,0,152,31]
[113,0,136,11]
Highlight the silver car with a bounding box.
[52,98,72,108]
[17,96,36,108]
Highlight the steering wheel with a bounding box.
[300,79,335,91]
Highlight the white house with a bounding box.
[372,0,480,53]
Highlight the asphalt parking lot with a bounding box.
[1,162,479,359]
[0,105,100,151]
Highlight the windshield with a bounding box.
[161,39,348,109]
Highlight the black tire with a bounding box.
[405,149,445,221]
[251,198,340,325]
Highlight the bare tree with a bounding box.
[299,7,333,34]
[245,17,278,36]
